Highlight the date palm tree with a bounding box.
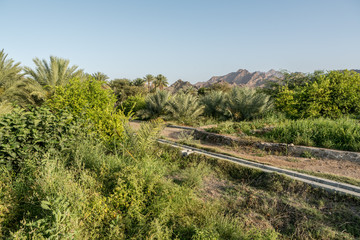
[0,49,45,107]
[24,56,84,90]
[144,74,154,92]
[0,49,24,89]
[139,90,170,119]
[154,74,168,91]
[91,72,109,81]
[166,92,204,124]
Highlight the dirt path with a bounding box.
[129,122,360,180]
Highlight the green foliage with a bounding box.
[121,94,146,116]
[226,87,272,121]
[1,110,359,239]
[143,74,155,92]
[274,70,360,118]
[0,107,82,172]
[132,77,145,87]
[264,117,360,151]
[154,74,168,91]
[1,78,46,107]
[109,78,146,103]
[0,50,44,108]
[91,72,109,81]
[24,56,84,90]
[47,78,128,141]
[0,49,24,89]
[166,92,204,124]
[139,90,170,119]
[0,101,13,116]
[201,90,227,119]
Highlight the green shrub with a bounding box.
[226,87,272,121]
[47,77,128,141]
[166,92,204,124]
[121,94,146,116]
[274,70,360,119]
[0,107,83,172]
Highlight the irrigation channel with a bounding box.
[157,138,360,198]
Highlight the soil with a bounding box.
[129,122,360,180]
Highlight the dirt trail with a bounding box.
[129,122,360,180]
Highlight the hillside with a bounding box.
[195,69,283,88]
[166,79,194,93]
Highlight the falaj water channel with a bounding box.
[130,121,360,198]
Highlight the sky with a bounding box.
[1,0,360,84]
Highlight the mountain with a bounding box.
[167,79,194,93]
[195,69,283,88]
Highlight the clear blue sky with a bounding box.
[1,0,359,84]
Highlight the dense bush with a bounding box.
[226,87,272,121]
[274,70,360,119]
[0,119,282,239]
[166,92,204,124]
[109,78,146,103]
[120,94,146,116]
[0,107,83,172]
[47,77,128,141]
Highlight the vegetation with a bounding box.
[144,74,155,92]
[91,72,109,81]
[139,90,170,119]
[269,70,360,118]
[121,94,146,116]
[154,74,168,91]
[24,56,84,90]
[201,90,227,119]
[1,50,360,239]
[264,117,360,151]
[226,87,272,121]
[47,77,128,142]
[109,78,146,103]
[166,92,204,124]
[0,49,24,90]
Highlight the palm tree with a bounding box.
[166,92,204,124]
[0,49,24,89]
[139,90,170,119]
[133,78,146,87]
[144,74,154,92]
[200,90,227,119]
[1,78,46,107]
[0,49,45,107]
[154,74,168,91]
[24,56,84,89]
[226,87,272,121]
[91,72,109,81]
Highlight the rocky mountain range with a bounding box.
[167,69,360,93]
[167,69,282,93]
[194,69,282,88]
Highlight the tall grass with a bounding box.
[265,117,360,151]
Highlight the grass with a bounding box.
[184,150,360,239]
[206,115,360,152]
[2,112,360,239]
